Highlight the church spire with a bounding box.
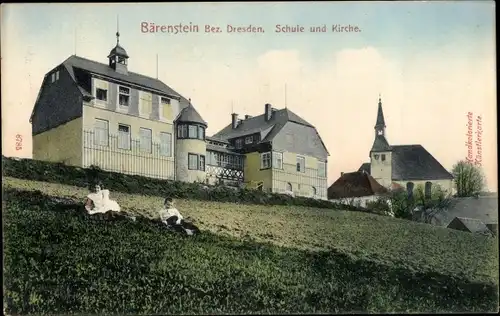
[375,94,386,135]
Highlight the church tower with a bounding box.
[370,96,392,187]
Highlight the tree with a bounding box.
[451,160,485,197]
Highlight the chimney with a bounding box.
[341,172,344,176]
[265,103,272,121]
[231,113,238,129]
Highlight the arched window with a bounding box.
[286,182,293,192]
[425,181,432,199]
[406,182,414,199]
[312,186,317,196]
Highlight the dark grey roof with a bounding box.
[62,55,182,99]
[212,108,329,155]
[358,163,371,174]
[327,171,389,199]
[375,98,386,128]
[213,108,312,141]
[175,104,207,126]
[434,196,499,226]
[370,134,391,152]
[108,44,129,58]
[447,216,491,234]
[391,145,453,181]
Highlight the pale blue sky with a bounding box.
[3,1,495,63]
[2,2,497,189]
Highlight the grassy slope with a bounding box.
[3,176,498,285]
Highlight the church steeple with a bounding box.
[107,17,129,74]
[375,94,386,136]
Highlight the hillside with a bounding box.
[4,176,498,284]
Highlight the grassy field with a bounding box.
[3,185,499,314]
[3,176,498,285]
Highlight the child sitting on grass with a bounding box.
[159,197,200,235]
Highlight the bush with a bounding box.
[2,156,368,213]
[3,188,498,314]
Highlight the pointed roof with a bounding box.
[447,217,490,234]
[327,171,389,199]
[108,31,129,58]
[375,96,386,128]
[175,102,207,126]
[370,134,391,152]
[108,44,129,58]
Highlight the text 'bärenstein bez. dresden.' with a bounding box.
[141,22,362,34]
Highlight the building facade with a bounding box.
[357,97,454,197]
[30,32,329,199]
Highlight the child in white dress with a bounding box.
[85,183,121,215]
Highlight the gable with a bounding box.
[271,121,329,160]
[31,66,84,135]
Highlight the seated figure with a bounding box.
[85,183,121,214]
[158,197,200,235]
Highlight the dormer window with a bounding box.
[51,71,60,83]
[235,139,243,149]
[118,86,130,107]
[245,136,253,144]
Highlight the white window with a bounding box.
[51,73,55,83]
[260,152,271,169]
[199,155,205,171]
[118,86,130,107]
[55,71,59,81]
[296,156,305,173]
[96,88,108,102]
[188,153,199,170]
[94,119,109,146]
[245,136,253,144]
[272,152,283,169]
[139,91,152,116]
[318,161,326,178]
[160,97,172,120]
[286,182,293,192]
[235,139,243,149]
[159,132,172,157]
[177,125,187,138]
[198,126,205,140]
[139,128,152,153]
[188,125,198,138]
[118,124,131,150]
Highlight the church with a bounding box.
[357,97,454,198]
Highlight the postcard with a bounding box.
[1,2,497,315]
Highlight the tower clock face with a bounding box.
[377,130,383,135]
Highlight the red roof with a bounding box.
[327,171,389,199]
